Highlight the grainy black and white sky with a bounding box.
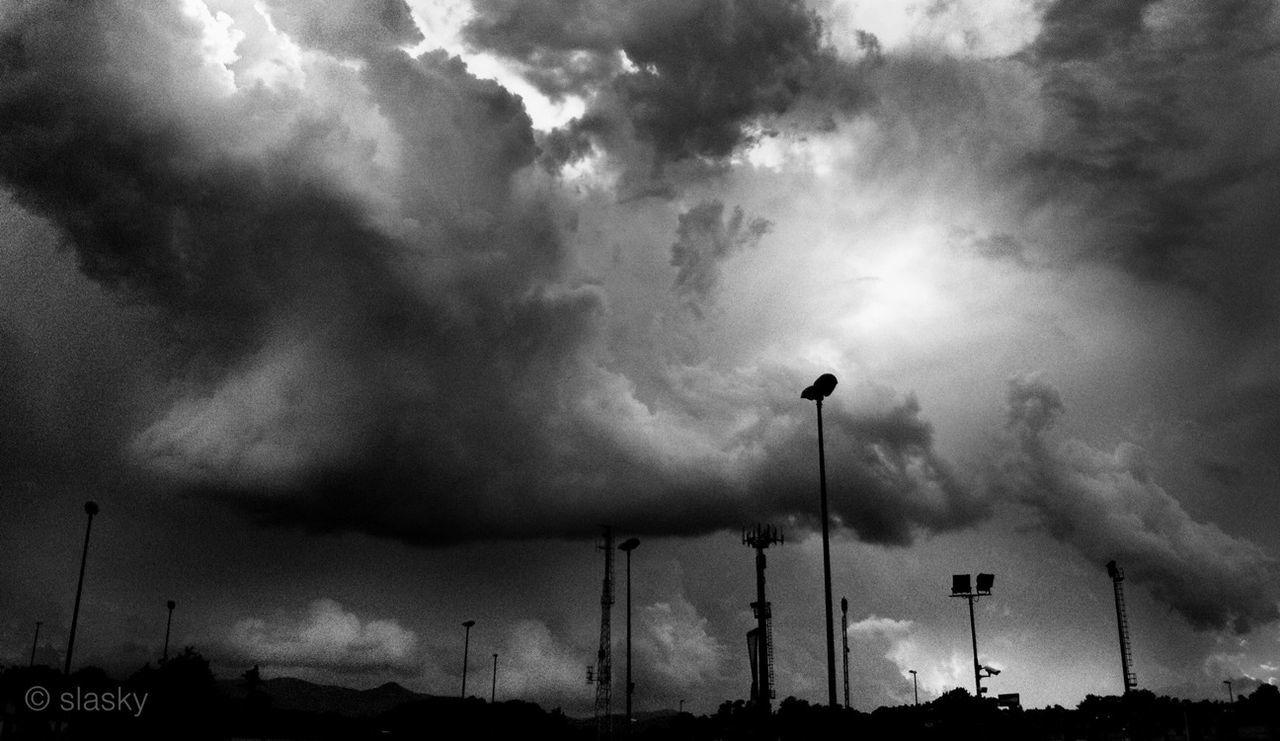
[3,0,1280,714]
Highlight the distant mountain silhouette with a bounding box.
[217,676,434,717]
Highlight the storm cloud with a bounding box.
[0,0,983,549]
[466,0,867,165]
[995,374,1279,633]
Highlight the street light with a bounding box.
[30,621,42,668]
[909,669,919,706]
[950,573,995,697]
[619,537,641,735]
[491,653,498,703]
[1224,679,1234,704]
[460,620,476,699]
[64,501,99,676]
[163,600,176,663]
[801,372,839,707]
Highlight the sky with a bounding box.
[2,0,1280,716]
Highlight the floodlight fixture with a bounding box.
[976,573,994,594]
[951,574,971,595]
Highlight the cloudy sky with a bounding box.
[3,0,1280,715]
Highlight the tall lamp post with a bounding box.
[64,501,99,676]
[460,620,476,699]
[1224,679,1234,704]
[949,573,997,697]
[619,537,641,736]
[802,372,839,707]
[491,653,498,703]
[163,600,176,663]
[909,669,919,706]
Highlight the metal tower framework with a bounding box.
[744,524,783,717]
[593,527,616,739]
[1107,560,1137,693]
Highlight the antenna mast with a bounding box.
[1107,560,1137,693]
[744,524,783,718]
[593,527,616,739]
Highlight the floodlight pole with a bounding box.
[966,593,980,696]
[492,653,498,703]
[950,574,993,698]
[1224,679,1233,704]
[909,669,919,706]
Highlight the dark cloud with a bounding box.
[466,0,868,164]
[261,0,422,58]
[1031,0,1161,62]
[0,0,980,551]
[1019,0,1280,283]
[994,374,1279,633]
[670,200,771,314]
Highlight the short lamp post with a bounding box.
[460,620,476,699]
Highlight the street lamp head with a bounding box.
[619,537,640,552]
[167,600,176,611]
[841,597,847,612]
[462,620,476,628]
[909,669,917,676]
[801,373,838,401]
[84,501,99,516]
